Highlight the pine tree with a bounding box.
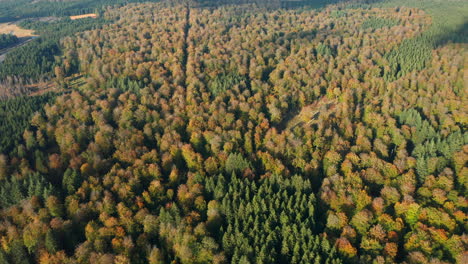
[45,230,59,253]
[62,168,81,195]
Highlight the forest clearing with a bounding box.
[0,22,35,37]
[69,13,98,20]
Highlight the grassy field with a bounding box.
[70,13,98,20]
[0,22,36,37]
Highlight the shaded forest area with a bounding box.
[0,34,19,49]
[0,0,466,264]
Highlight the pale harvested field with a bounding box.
[0,23,36,37]
[70,13,98,20]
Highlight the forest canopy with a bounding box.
[0,0,466,263]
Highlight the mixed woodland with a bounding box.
[0,0,466,263]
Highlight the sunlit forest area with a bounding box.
[0,0,466,263]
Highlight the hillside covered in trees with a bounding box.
[0,0,466,263]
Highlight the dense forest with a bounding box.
[0,0,466,263]
[0,17,108,84]
[0,0,162,22]
[0,93,56,158]
[0,34,19,49]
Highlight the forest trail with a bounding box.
[182,4,190,85]
[27,81,59,96]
